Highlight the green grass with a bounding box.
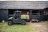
[0,23,37,32]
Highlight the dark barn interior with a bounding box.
[0,8,48,21]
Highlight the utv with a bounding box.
[8,10,26,25]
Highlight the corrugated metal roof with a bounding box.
[0,1,48,9]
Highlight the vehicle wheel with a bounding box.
[21,20,26,25]
[8,21,13,25]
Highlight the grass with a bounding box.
[0,22,37,32]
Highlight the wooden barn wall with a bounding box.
[0,1,48,9]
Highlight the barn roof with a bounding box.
[0,1,48,9]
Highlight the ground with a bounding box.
[0,21,48,32]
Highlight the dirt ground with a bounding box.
[29,21,48,32]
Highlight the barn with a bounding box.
[0,1,48,21]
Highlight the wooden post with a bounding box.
[29,10,32,22]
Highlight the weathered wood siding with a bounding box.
[0,1,48,9]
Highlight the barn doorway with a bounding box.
[8,9,30,22]
[8,9,29,14]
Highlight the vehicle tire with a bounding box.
[21,20,26,25]
[8,21,13,25]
